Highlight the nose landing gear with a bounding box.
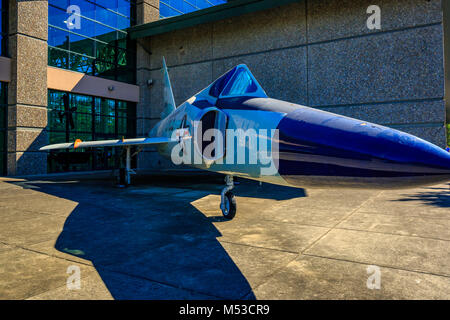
[220,175,236,219]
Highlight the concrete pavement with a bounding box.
[0,173,449,299]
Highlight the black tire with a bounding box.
[221,191,237,220]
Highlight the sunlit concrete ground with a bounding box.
[0,172,449,300]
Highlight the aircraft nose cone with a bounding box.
[275,107,450,189]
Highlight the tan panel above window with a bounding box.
[47,66,139,103]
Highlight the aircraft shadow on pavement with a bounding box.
[10,174,306,299]
[130,173,307,201]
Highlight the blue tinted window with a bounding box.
[48,0,136,84]
[49,0,70,9]
[70,0,95,19]
[95,5,118,28]
[48,26,70,49]
[117,14,130,29]
[69,33,95,57]
[1,0,8,56]
[76,17,96,38]
[49,5,68,29]
[209,67,236,98]
[160,0,227,19]
[221,68,258,97]
[95,0,116,11]
[118,0,131,16]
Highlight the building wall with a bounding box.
[0,82,6,175]
[138,0,447,169]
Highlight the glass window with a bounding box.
[48,4,68,30]
[72,112,93,133]
[116,48,128,66]
[95,6,118,28]
[1,0,8,56]
[70,0,95,19]
[117,38,128,50]
[96,42,115,62]
[47,90,136,173]
[115,29,127,42]
[0,34,3,56]
[0,83,6,116]
[0,131,4,153]
[49,47,70,69]
[69,33,95,57]
[76,16,97,38]
[117,117,127,135]
[48,26,70,49]
[95,0,115,11]
[95,98,115,116]
[160,0,226,19]
[48,0,136,84]
[48,91,66,131]
[117,14,130,30]
[49,0,70,10]
[94,61,115,79]
[95,115,116,135]
[0,103,5,132]
[159,3,181,19]
[118,0,131,16]
[71,94,93,113]
[69,52,95,74]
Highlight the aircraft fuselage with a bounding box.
[152,96,450,189]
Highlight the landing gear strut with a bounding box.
[220,175,236,219]
[117,146,137,188]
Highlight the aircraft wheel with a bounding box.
[221,191,236,220]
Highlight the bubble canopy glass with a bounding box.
[204,65,268,99]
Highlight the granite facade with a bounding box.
[307,0,443,42]
[135,1,165,169]
[7,0,48,176]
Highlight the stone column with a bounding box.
[135,1,163,170]
[7,0,48,175]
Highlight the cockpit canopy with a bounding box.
[197,64,268,100]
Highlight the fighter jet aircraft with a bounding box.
[40,58,450,219]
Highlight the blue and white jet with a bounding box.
[41,59,450,219]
